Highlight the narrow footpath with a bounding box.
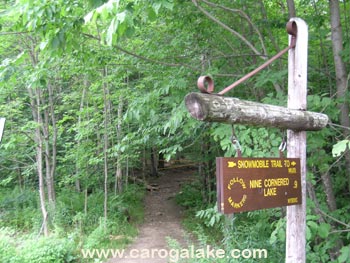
[107,167,195,263]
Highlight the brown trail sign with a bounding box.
[184,18,328,263]
[216,157,301,214]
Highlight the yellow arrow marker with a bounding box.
[291,161,296,166]
[228,161,237,168]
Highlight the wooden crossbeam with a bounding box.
[185,92,328,131]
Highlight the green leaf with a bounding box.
[317,222,331,239]
[84,10,95,23]
[152,2,162,14]
[117,10,126,23]
[332,140,350,157]
[338,246,350,263]
[306,225,312,241]
[106,17,118,46]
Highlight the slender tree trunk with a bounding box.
[115,96,124,194]
[286,0,296,18]
[200,135,210,203]
[142,148,146,180]
[41,82,56,206]
[158,153,165,169]
[84,189,88,215]
[28,85,49,236]
[329,0,350,192]
[321,171,337,211]
[37,125,48,236]
[306,181,325,223]
[42,94,55,204]
[102,67,109,223]
[103,115,108,223]
[48,82,57,203]
[25,36,49,236]
[150,147,158,177]
[75,86,87,192]
[257,0,283,94]
[312,1,334,94]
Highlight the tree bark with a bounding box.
[185,92,328,131]
[321,171,337,211]
[158,153,165,169]
[199,140,208,203]
[75,86,88,192]
[329,0,350,193]
[48,82,57,202]
[42,81,57,205]
[35,92,48,236]
[150,147,158,177]
[257,0,284,93]
[115,96,124,194]
[102,67,109,223]
[286,0,296,18]
[26,36,50,236]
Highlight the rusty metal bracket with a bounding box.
[197,21,297,95]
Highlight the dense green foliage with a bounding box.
[0,0,350,262]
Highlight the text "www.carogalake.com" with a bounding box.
[81,245,268,262]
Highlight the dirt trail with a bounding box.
[107,167,195,263]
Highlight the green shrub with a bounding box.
[53,189,85,228]
[18,236,76,263]
[0,228,77,263]
[0,188,40,230]
[83,220,111,250]
[0,228,17,263]
[176,181,203,209]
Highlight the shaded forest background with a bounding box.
[0,0,349,262]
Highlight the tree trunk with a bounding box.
[306,181,325,223]
[28,85,49,236]
[142,148,146,180]
[321,171,337,211]
[286,0,296,18]
[102,67,109,223]
[42,92,54,204]
[329,0,350,192]
[200,134,211,203]
[26,37,50,236]
[158,152,165,169]
[258,0,284,93]
[150,147,158,177]
[199,141,207,203]
[115,96,124,194]
[41,82,57,205]
[37,125,48,236]
[75,86,88,192]
[312,1,333,94]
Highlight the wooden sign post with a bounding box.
[185,18,324,263]
[285,18,308,263]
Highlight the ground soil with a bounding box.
[107,167,196,263]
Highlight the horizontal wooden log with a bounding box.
[185,92,329,131]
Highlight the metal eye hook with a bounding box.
[279,139,287,158]
[279,141,287,152]
[197,75,215,94]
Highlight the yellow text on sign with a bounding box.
[249,178,291,197]
[227,159,297,169]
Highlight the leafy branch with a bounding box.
[82,33,200,71]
